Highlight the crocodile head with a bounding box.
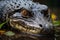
[0,0,53,35]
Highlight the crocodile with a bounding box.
[0,0,53,36]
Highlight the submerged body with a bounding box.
[0,0,53,37]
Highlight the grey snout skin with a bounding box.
[40,23,54,34]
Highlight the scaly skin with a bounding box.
[0,0,53,36]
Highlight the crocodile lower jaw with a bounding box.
[10,19,42,34]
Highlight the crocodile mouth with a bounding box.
[9,18,43,34]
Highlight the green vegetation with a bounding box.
[53,21,60,26]
[0,20,9,29]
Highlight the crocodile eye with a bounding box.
[21,9,28,17]
[20,9,33,18]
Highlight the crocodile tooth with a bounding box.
[16,24,19,28]
[19,26,23,30]
[30,30,32,32]
[27,29,29,32]
[24,28,26,31]
[32,30,36,33]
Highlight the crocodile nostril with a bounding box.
[39,24,42,27]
